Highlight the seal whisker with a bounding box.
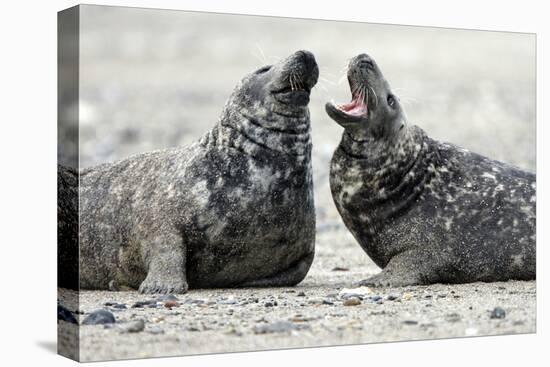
[369,86,378,108]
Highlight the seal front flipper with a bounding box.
[356,251,426,288]
[138,232,189,294]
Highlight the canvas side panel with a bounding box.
[57,5,80,362]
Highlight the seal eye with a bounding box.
[387,94,396,108]
[255,66,272,74]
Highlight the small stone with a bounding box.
[253,320,308,334]
[343,298,361,306]
[297,291,306,297]
[387,295,398,301]
[120,319,145,333]
[218,296,238,305]
[156,294,179,302]
[152,316,165,323]
[323,298,335,305]
[57,305,78,324]
[446,313,461,323]
[113,303,127,309]
[331,266,350,271]
[265,301,274,307]
[132,300,156,308]
[403,320,418,325]
[164,300,179,309]
[339,286,372,300]
[148,326,164,335]
[82,309,116,325]
[369,295,383,302]
[402,293,413,301]
[437,294,447,298]
[490,307,506,319]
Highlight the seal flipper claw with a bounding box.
[357,271,420,288]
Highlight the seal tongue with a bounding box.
[337,95,368,116]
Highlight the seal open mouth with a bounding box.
[325,79,369,125]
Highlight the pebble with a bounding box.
[164,300,179,309]
[120,319,145,333]
[339,286,372,300]
[57,304,78,324]
[331,266,350,271]
[148,326,164,335]
[82,309,116,325]
[113,303,127,309]
[218,297,238,305]
[446,313,461,323]
[253,321,308,334]
[343,297,361,306]
[387,295,398,301]
[297,291,306,297]
[490,307,506,319]
[402,293,413,301]
[132,300,157,308]
[323,298,335,305]
[403,320,418,325]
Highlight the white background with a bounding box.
[0,0,546,366]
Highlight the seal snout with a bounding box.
[287,50,319,91]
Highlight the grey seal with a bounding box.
[325,53,535,287]
[59,50,319,294]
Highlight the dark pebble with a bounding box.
[297,292,306,297]
[265,301,274,307]
[490,307,506,319]
[387,295,398,301]
[370,295,383,302]
[323,298,335,305]
[113,303,127,310]
[132,300,157,308]
[403,320,418,325]
[331,266,350,271]
[82,309,116,325]
[57,305,78,324]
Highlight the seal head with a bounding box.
[325,53,405,142]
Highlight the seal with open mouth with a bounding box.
[326,53,535,287]
[60,50,319,294]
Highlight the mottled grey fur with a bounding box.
[326,53,535,287]
[59,50,319,294]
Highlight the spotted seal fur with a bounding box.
[59,50,319,294]
[326,53,535,287]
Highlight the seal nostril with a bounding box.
[358,59,374,69]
